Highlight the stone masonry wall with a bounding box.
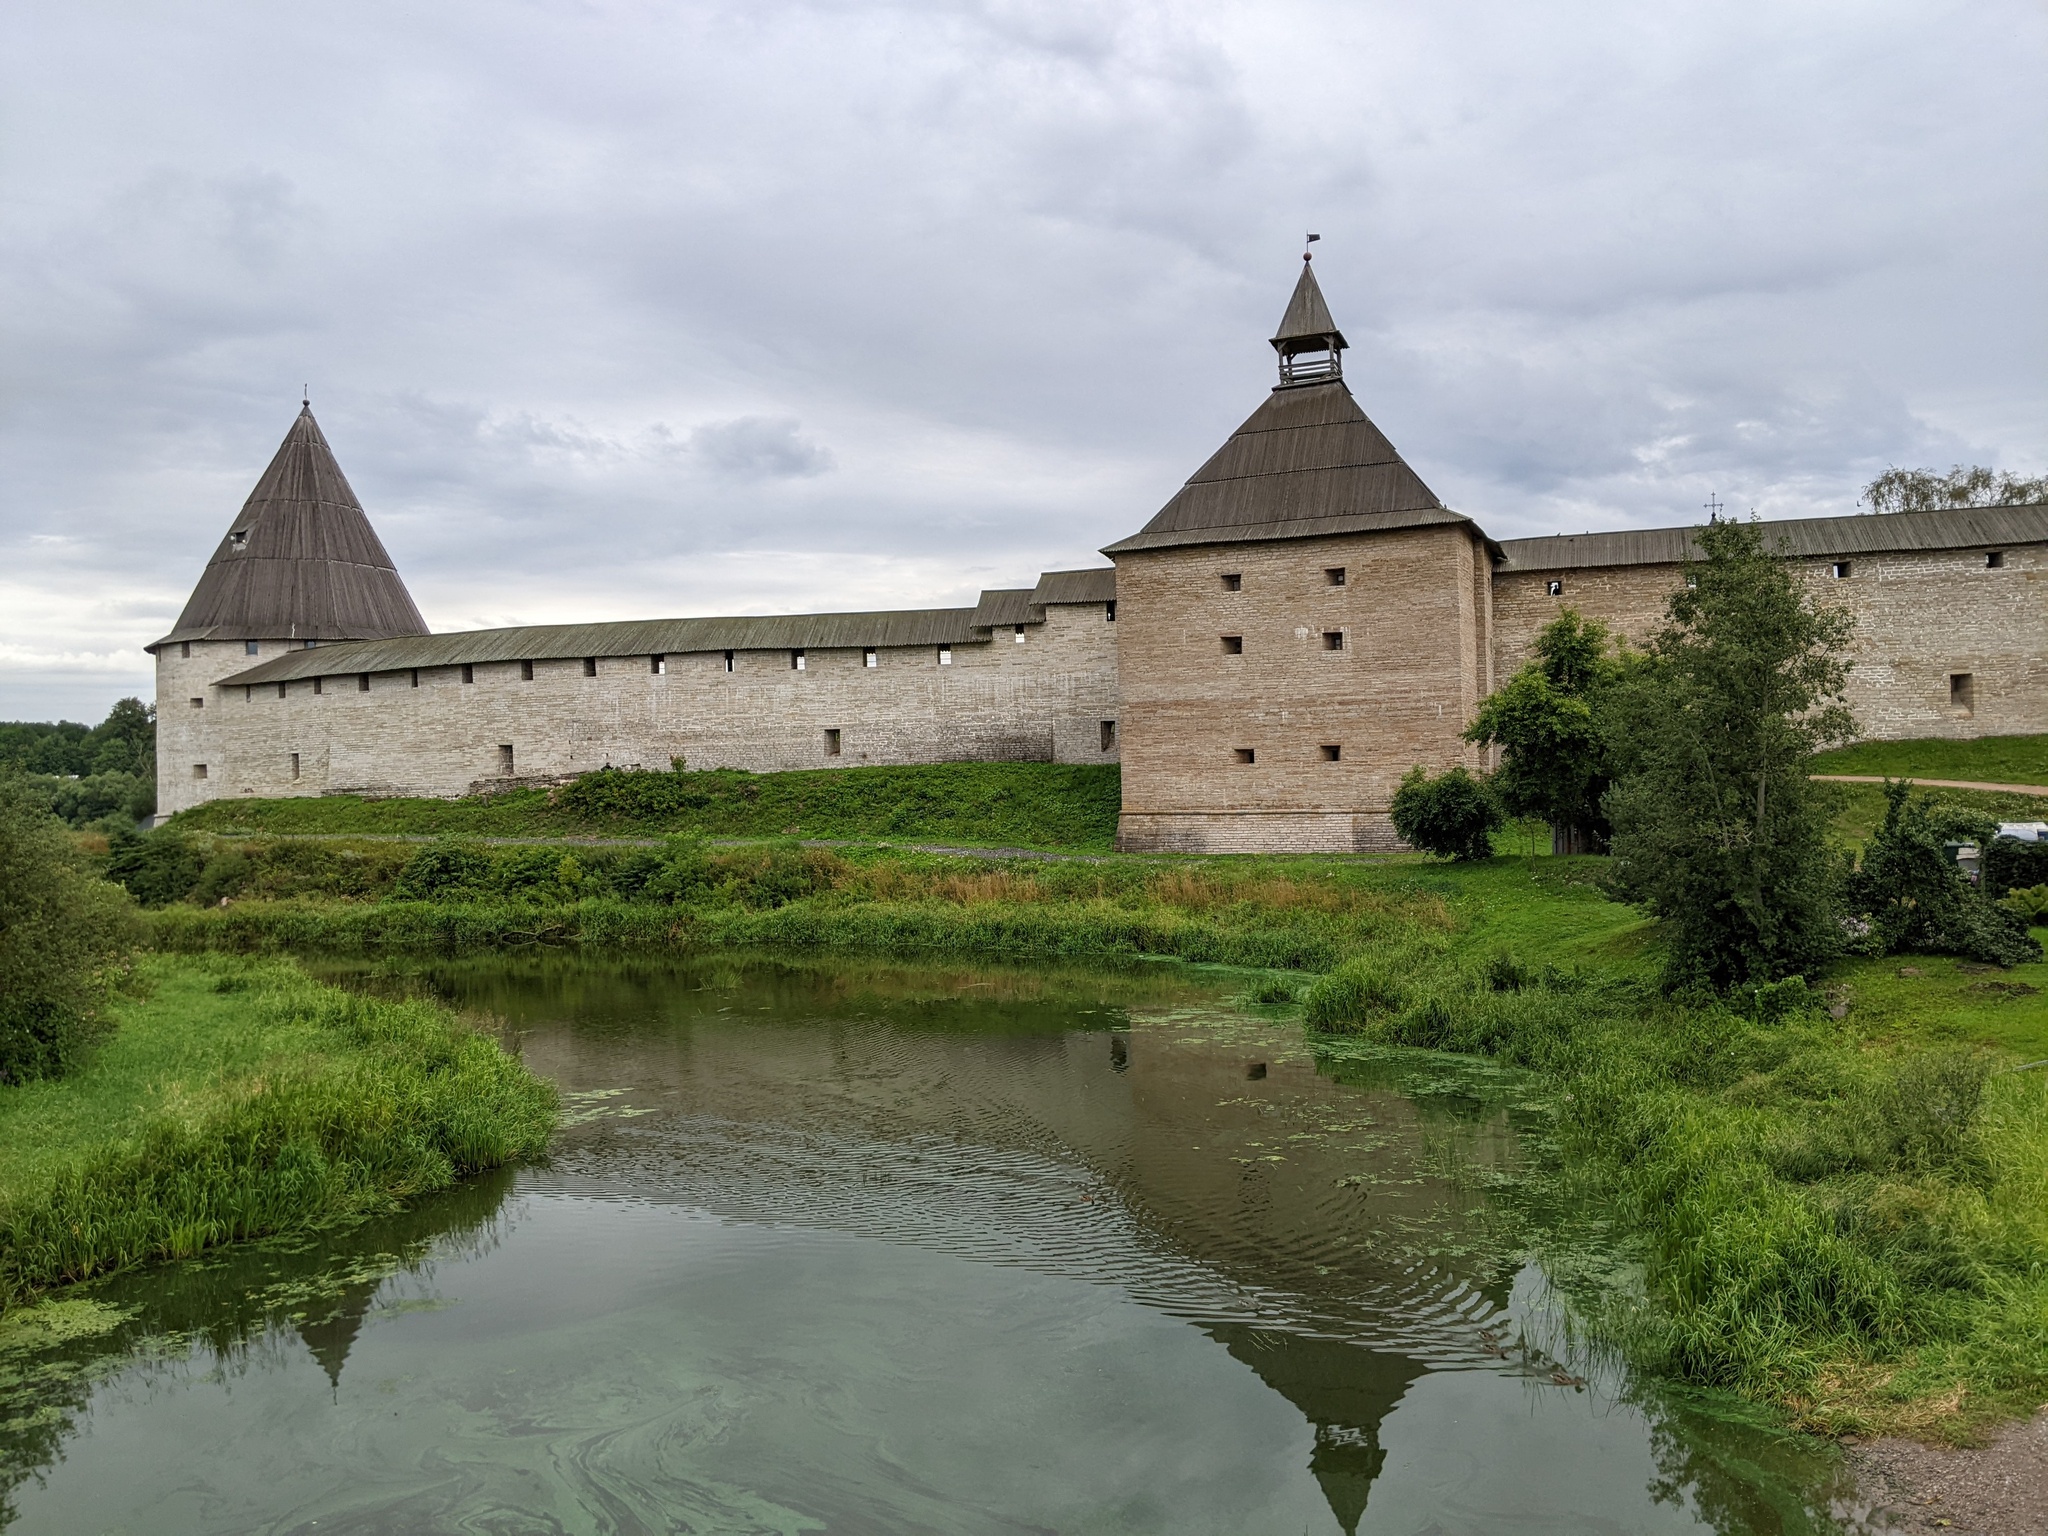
[1113,525,1495,854]
[1493,538,2047,743]
[157,600,1121,817]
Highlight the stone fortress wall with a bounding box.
[156,591,1121,819]
[149,264,2048,844]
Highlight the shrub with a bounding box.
[1303,955,1408,1031]
[1849,781,2042,967]
[1389,766,1502,861]
[103,827,204,908]
[1999,884,2048,924]
[1985,836,2048,900]
[0,773,141,1083]
[391,840,495,901]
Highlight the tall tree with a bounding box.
[1465,610,1623,854]
[1861,464,2048,514]
[1605,519,1857,990]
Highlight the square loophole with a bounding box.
[1221,573,1242,592]
[1221,635,1244,655]
[1232,747,1255,765]
[1322,631,1345,651]
[1319,744,1342,761]
[1949,672,1975,711]
[1325,566,1346,586]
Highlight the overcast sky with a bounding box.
[3,0,2043,721]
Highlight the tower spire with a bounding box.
[1270,257,1347,386]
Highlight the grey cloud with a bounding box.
[684,417,835,479]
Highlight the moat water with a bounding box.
[0,953,1875,1534]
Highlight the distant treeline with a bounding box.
[0,698,156,826]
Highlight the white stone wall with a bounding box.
[157,602,1121,815]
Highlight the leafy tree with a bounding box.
[1390,766,1503,862]
[1465,610,1625,853]
[1861,464,2048,515]
[1847,781,2040,967]
[1605,518,1856,990]
[103,828,206,907]
[0,772,141,1083]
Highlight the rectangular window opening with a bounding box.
[1014,624,1026,643]
[1950,672,1975,712]
[1221,635,1243,655]
[314,677,324,695]
[1545,579,1564,597]
[460,664,474,685]
[1320,743,1342,762]
[243,685,251,702]
[1325,567,1346,586]
[938,646,953,666]
[650,655,666,675]
[1322,630,1345,651]
[179,642,191,659]
[192,763,208,780]
[1221,573,1242,592]
[863,647,878,668]
[1831,561,1852,579]
[1232,747,1255,765]
[824,728,841,756]
[582,657,597,677]
[189,696,204,709]
[276,682,287,700]
[1100,720,1117,752]
[244,640,260,656]
[1987,551,2006,569]
[520,660,534,681]
[791,649,806,671]
[229,530,248,550]
[357,673,370,692]
[303,638,317,649]
[410,669,419,688]
[290,752,300,781]
[1104,600,1116,622]
[722,650,735,673]
[497,744,515,776]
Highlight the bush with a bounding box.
[103,828,204,908]
[1389,766,1502,861]
[1849,781,2042,967]
[391,841,495,901]
[0,773,141,1084]
[1985,835,2048,900]
[1999,884,2048,925]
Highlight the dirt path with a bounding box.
[1848,1408,2048,1533]
[1813,774,2048,798]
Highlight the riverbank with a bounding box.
[0,955,557,1310]
[140,846,2048,1446]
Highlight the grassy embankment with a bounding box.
[0,956,557,1310]
[1812,735,2048,845]
[169,761,1125,852]
[133,743,2048,1438]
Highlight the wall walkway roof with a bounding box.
[1497,503,2048,572]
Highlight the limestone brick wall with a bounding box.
[1494,539,2047,742]
[158,601,1120,816]
[1113,526,1495,854]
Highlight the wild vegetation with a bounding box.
[0,773,140,1084]
[171,759,1123,851]
[0,698,156,827]
[0,956,557,1309]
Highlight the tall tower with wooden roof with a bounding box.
[152,405,428,817]
[1104,258,1499,853]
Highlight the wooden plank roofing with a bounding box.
[1029,567,1117,605]
[1102,379,1472,556]
[1497,503,2048,572]
[150,406,428,651]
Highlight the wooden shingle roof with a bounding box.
[1102,379,1470,556]
[150,406,428,651]
[1497,503,2048,572]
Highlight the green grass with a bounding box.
[1826,782,2048,848]
[169,761,1125,852]
[1811,733,2048,787]
[0,956,557,1309]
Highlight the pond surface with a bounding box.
[1,953,1874,1534]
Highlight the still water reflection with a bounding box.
[1,954,1868,1534]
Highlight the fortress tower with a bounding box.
[1104,258,1499,852]
[148,405,427,817]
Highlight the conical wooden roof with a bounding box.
[152,405,428,650]
[1103,378,1464,555]
[1271,261,1346,351]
